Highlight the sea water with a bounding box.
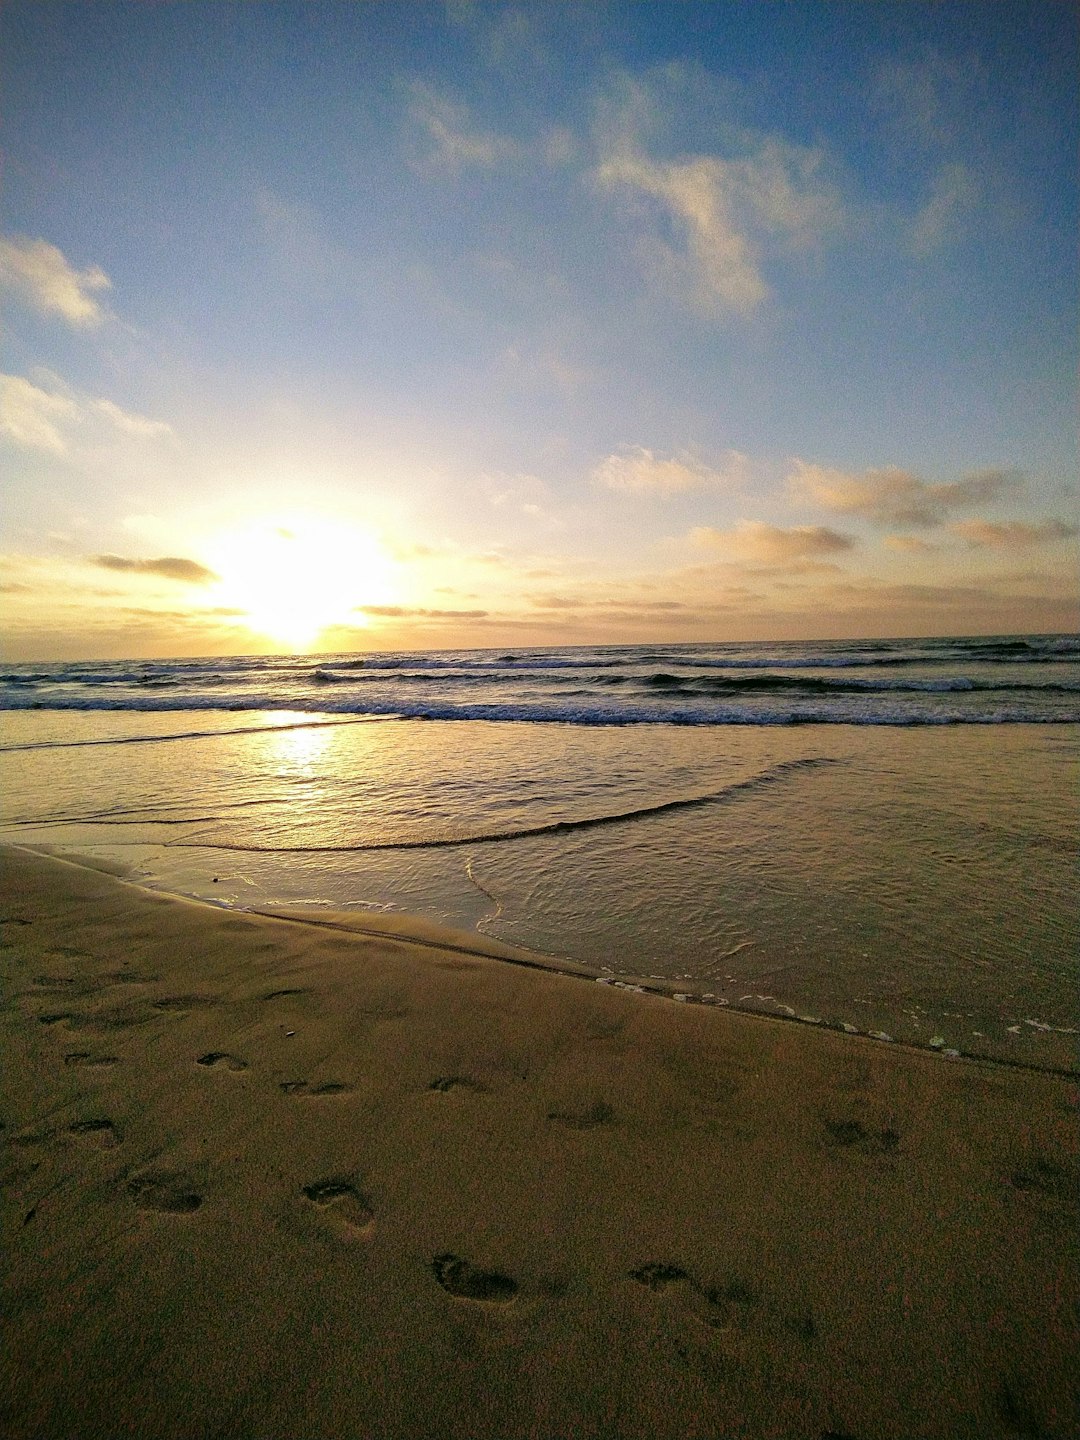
[1,635,1077,1071]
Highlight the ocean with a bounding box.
[2,633,1077,1071]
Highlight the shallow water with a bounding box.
[1,697,1076,1072]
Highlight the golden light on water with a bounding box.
[206,514,398,650]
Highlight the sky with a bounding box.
[1,0,1077,660]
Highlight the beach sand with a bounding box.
[2,845,1076,1440]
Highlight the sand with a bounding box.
[1,845,1077,1440]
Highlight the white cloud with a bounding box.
[407,80,516,169]
[950,519,1078,549]
[0,235,111,327]
[0,372,173,455]
[911,162,979,255]
[789,459,1018,527]
[594,445,749,495]
[595,75,843,314]
[93,399,173,439]
[691,520,855,565]
[0,374,79,453]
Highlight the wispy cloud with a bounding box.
[911,162,979,255]
[358,604,489,619]
[595,72,843,314]
[593,445,748,496]
[0,374,79,453]
[871,53,980,150]
[0,235,111,327]
[0,372,172,455]
[789,459,1018,527]
[407,79,517,170]
[91,555,220,584]
[691,520,855,565]
[950,519,1078,549]
[883,534,941,554]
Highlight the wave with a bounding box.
[635,673,1080,696]
[1,689,1078,725]
[0,715,394,753]
[3,689,1079,724]
[158,757,841,854]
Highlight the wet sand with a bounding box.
[1,844,1077,1439]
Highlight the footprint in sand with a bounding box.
[37,1011,75,1027]
[428,1076,487,1095]
[629,1263,758,1329]
[128,1171,203,1214]
[69,1118,121,1148]
[196,1052,248,1072]
[152,995,217,1013]
[431,1253,518,1303]
[280,1080,351,1097]
[547,1100,615,1130]
[823,1118,900,1154]
[1010,1156,1073,1202]
[301,1177,374,1235]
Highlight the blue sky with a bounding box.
[1,0,1076,658]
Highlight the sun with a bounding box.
[206,513,397,650]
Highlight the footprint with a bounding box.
[629,1262,689,1291]
[431,1253,517,1303]
[1010,1157,1072,1200]
[788,1311,818,1342]
[69,1118,120,1148]
[823,1118,900,1154]
[547,1100,615,1130]
[65,1052,120,1067]
[152,995,216,1012]
[630,1263,757,1330]
[129,1171,202,1214]
[196,1052,248,1072]
[281,1080,350,1096]
[301,1177,374,1235]
[428,1076,487,1095]
[697,1279,758,1329]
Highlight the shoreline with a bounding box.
[14,841,1080,1081]
[3,842,1077,1438]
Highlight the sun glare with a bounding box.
[207,514,397,650]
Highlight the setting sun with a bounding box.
[206,513,398,650]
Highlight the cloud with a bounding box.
[594,446,749,495]
[595,74,843,314]
[691,520,855,565]
[911,162,979,256]
[358,604,489,619]
[92,399,173,440]
[407,80,516,169]
[0,235,111,326]
[883,534,941,554]
[950,519,1078,549]
[789,459,1018,527]
[527,593,690,613]
[0,373,173,454]
[0,374,79,453]
[91,555,220,584]
[871,53,980,150]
